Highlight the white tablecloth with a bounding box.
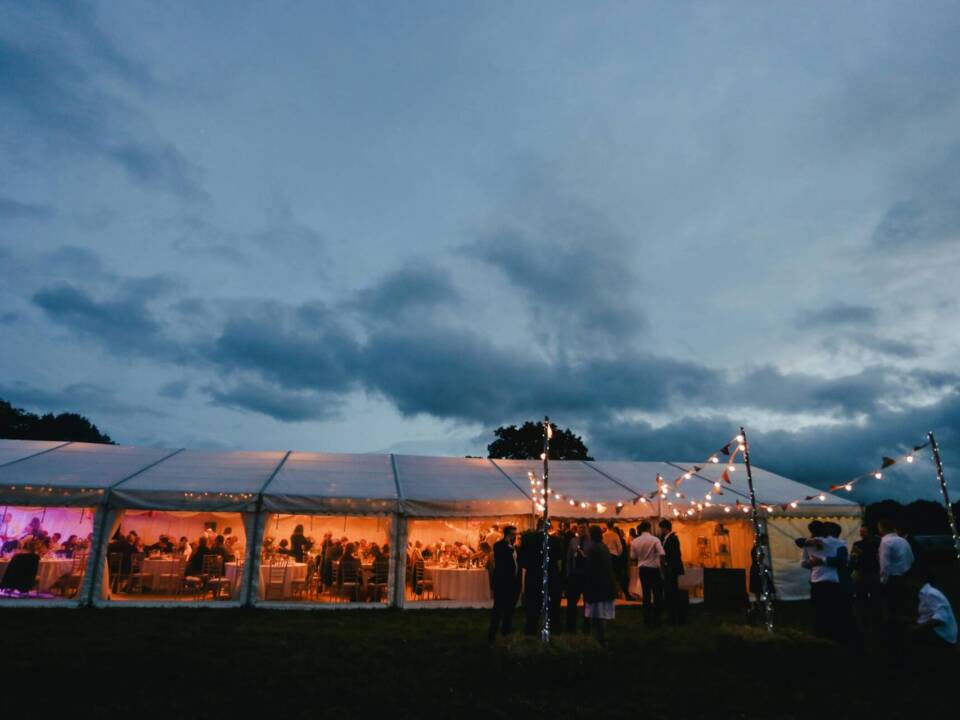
[140,557,180,589]
[678,566,704,590]
[426,566,491,602]
[254,562,307,599]
[0,557,75,592]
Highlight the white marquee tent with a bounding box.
[0,439,861,607]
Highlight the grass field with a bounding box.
[1,602,954,719]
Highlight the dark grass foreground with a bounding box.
[1,603,954,719]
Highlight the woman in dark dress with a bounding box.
[290,525,313,563]
[584,525,617,644]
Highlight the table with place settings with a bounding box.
[424,566,491,602]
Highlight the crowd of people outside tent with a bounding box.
[796,517,956,653]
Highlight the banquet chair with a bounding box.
[205,556,232,600]
[216,557,241,600]
[368,558,390,603]
[57,552,88,598]
[156,556,185,595]
[337,560,360,603]
[126,553,150,594]
[413,560,433,600]
[264,557,289,601]
[289,558,309,600]
[107,552,125,594]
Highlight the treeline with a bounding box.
[0,398,114,444]
[863,498,959,536]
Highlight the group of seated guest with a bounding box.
[406,537,491,569]
[0,515,94,559]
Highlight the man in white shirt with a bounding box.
[915,579,958,647]
[798,520,840,638]
[877,518,915,622]
[630,520,665,627]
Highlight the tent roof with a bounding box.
[262,452,398,514]
[396,455,531,517]
[0,440,861,517]
[0,441,174,507]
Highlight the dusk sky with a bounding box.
[2,1,959,502]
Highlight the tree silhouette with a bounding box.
[0,398,114,444]
[487,421,592,460]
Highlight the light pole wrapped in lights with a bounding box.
[740,426,775,633]
[928,431,960,568]
[540,416,552,642]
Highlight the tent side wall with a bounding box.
[767,514,862,600]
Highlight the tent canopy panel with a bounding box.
[262,452,398,513]
[396,455,532,517]
[111,449,285,511]
[0,442,173,506]
[492,459,651,520]
[670,462,860,516]
[0,439,66,467]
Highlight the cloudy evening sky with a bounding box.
[2,1,960,502]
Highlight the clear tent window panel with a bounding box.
[404,516,532,606]
[0,505,95,601]
[101,510,247,603]
[258,513,393,605]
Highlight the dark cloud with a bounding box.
[31,280,185,360]
[207,301,361,394]
[871,147,960,249]
[0,380,163,418]
[846,333,921,359]
[0,196,54,221]
[795,302,878,328]
[348,265,460,321]
[204,380,341,422]
[464,213,642,349]
[588,388,960,503]
[158,380,189,400]
[0,6,204,201]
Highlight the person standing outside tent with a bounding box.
[564,522,590,634]
[584,525,617,645]
[878,518,915,620]
[798,520,841,640]
[602,521,624,597]
[849,524,882,633]
[659,519,685,625]
[488,526,520,644]
[631,520,665,627]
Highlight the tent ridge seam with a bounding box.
[487,458,533,501]
[0,440,72,470]
[389,454,404,506]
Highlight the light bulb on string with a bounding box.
[734,435,744,443]
[818,494,826,501]
[684,473,692,480]
[790,501,798,509]
[874,472,883,480]
[906,455,914,463]
[723,506,731,513]
[844,483,853,492]
[727,465,736,472]
[709,456,719,463]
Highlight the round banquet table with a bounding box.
[247,562,308,599]
[0,557,74,593]
[140,557,179,589]
[426,566,491,602]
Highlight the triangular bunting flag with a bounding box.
[674,475,683,487]
[615,505,624,515]
[913,442,929,452]
[692,465,702,473]
[720,444,732,456]
[721,469,731,484]
[881,457,897,468]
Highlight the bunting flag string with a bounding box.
[777,440,931,511]
[528,432,749,516]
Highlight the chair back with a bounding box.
[202,554,222,576]
[71,552,88,574]
[108,552,123,575]
[339,558,360,585]
[130,552,145,573]
[268,562,287,583]
[372,558,389,584]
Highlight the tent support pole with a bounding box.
[244,451,291,608]
[741,426,775,633]
[540,417,551,643]
[928,432,960,568]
